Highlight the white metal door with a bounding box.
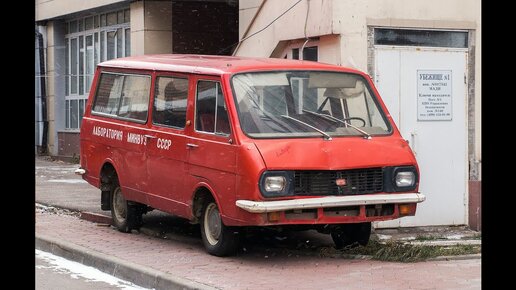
[374,47,468,227]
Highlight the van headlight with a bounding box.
[395,171,415,187]
[264,176,286,192]
[259,171,294,197]
[389,166,418,192]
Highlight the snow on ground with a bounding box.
[47,179,87,184]
[36,249,151,290]
[446,234,465,240]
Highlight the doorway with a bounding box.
[373,29,468,227]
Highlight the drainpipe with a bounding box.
[36,26,48,154]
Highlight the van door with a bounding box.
[145,75,190,216]
[185,77,238,219]
[374,47,468,227]
[89,72,152,204]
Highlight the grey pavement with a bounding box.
[36,250,148,290]
[36,157,102,214]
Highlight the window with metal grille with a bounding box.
[64,9,131,129]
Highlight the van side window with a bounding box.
[153,77,188,128]
[92,73,124,115]
[118,75,151,121]
[92,73,151,122]
[195,81,230,135]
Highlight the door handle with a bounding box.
[186,143,199,148]
[144,135,157,139]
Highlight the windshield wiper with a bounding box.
[302,109,372,140]
[280,115,332,140]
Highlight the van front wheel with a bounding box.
[331,222,371,249]
[111,184,143,233]
[200,201,239,256]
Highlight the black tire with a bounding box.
[200,200,239,256]
[331,222,371,249]
[110,181,143,233]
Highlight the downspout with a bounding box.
[36,28,48,154]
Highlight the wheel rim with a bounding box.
[113,187,127,223]
[204,203,222,246]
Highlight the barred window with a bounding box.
[64,8,130,129]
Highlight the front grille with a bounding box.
[294,168,384,196]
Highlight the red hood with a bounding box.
[252,136,416,170]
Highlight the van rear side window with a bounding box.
[92,72,151,122]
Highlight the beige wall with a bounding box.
[130,1,173,56]
[236,0,334,57]
[36,0,128,21]
[331,0,478,70]
[236,0,481,178]
[239,0,263,39]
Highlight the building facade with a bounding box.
[235,0,481,230]
[35,0,238,157]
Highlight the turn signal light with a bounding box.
[399,204,416,216]
[268,212,281,222]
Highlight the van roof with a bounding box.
[98,54,363,75]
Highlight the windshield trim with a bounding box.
[229,69,394,140]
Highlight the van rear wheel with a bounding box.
[331,222,371,249]
[111,183,143,233]
[200,200,239,256]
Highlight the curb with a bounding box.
[37,203,481,263]
[35,234,219,290]
[80,211,112,224]
[426,253,482,261]
[35,202,84,214]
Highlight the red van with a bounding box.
[77,54,425,256]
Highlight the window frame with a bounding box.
[229,70,394,140]
[194,79,232,136]
[151,75,190,130]
[91,71,152,125]
[64,8,130,131]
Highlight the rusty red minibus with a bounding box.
[77,54,425,256]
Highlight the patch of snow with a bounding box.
[47,179,87,184]
[376,234,392,240]
[399,236,416,241]
[35,203,53,210]
[408,240,481,246]
[446,234,465,240]
[36,166,79,171]
[36,249,150,290]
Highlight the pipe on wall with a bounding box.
[35,26,48,154]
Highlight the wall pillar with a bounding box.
[45,21,66,156]
[130,0,173,56]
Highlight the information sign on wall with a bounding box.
[417,70,452,121]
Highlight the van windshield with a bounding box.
[231,71,391,139]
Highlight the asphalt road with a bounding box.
[36,249,148,290]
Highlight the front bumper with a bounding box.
[236,193,425,213]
